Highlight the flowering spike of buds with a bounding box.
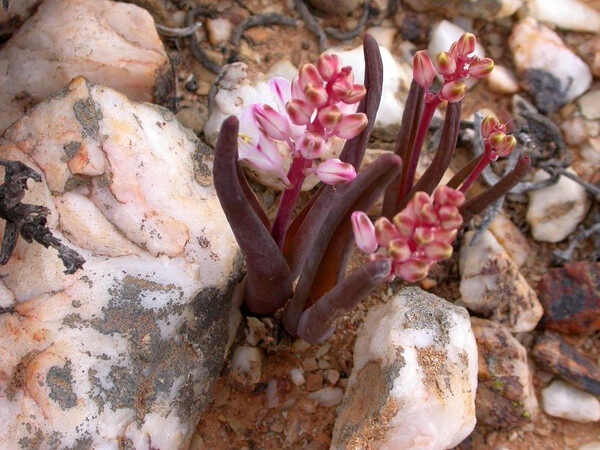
[436,52,457,77]
[388,239,411,262]
[468,57,494,78]
[456,33,476,57]
[315,158,357,185]
[440,80,467,103]
[394,260,429,282]
[351,211,377,254]
[333,113,368,139]
[374,217,400,247]
[252,104,291,141]
[286,99,314,125]
[317,105,342,129]
[298,133,326,159]
[298,63,323,90]
[317,53,342,81]
[304,83,328,107]
[424,241,453,261]
[413,50,436,88]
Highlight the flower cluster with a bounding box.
[352,186,465,282]
[237,53,368,187]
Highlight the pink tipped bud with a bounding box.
[298,63,323,90]
[317,105,342,128]
[316,158,357,185]
[393,210,416,238]
[298,133,326,159]
[456,33,476,57]
[433,186,465,207]
[341,84,367,104]
[412,191,432,212]
[388,238,411,262]
[481,115,502,139]
[417,203,438,225]
[333,113,368,139]
[304,83,329,107]
[286,99,314,125]
[414,226,435,245]
[436,52,457,77]
[395,259,430,282]
[329,67,355,100]
[317,53,342,81]
[374,217,400,247]
[493,134,517,157]
[434,228,458,244]
[252,104,291,141]
[424,241,453,261]
[438,205,460,222]
[468,57,494,78]
[413,50,436,88]
[351,211,378,254]
[448,42,459,58]
[440,80,467,103]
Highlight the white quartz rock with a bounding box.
[526,168,590,242]
[0,78,242,449]
[429,21,486,61]
[488,213,530,267]
[486,65,520,95]
[509,18,592,105]
[460,231,543,332]
[0,0,173,133]
[331,287,477,450]
[541,380,600,422]
[523,0,600,33]
[229,346,263,390]
[0,0,39,35]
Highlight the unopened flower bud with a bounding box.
[317,105,342,128]
[468,57,494,78]
[333,113,368,139]
[395,259,430,282]
[286,99,314,125]
[481,115,502,139]
[424,241,453,261]
[434,228,458,244]
[413,50,436,88]
[340,84,367,104]
[304,83,329,107]
[417,203,438,225]
[414,226,435,245]
[439,207,463,230]
[456,33,476,57]
[433,186,465,207]
[494,134,517,157]
[252,104,291,141]
[330,67,354,100]
[298,133,326,159]
[440,80,467,103]
[298,63,323,90]
[374,217,400,247]
[316,158,357,185]
[388,238,411,262]
[351,211,377,254]
[436,52,457,77]
[412,191,431,212]
[393,210,416,237]
[317,53,342,81]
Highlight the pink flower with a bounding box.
[413,51,436,89]
[312,158,357,185]
[351,211,378,254]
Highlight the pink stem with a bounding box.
[272,156,312,248]
[460,152,493,193]
[397,96,440,203]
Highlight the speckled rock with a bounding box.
[471,318,538,428]
[0,0,174,133]
[537,262,600,334]
[532,333,600,395]
[488,213,530,268]
[403,0,522,19]
[460,231,543,333]
[0,0,40,39]
[541,380,600,422]
[0,77,242,449]
[509,18,592,112]
[331,287,477,450]
[526,168,589,242]
[522,0,600,33]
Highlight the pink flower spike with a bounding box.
[317,53,342,81]
[436,52,457,77]
[238,107,260,154]
[252,104,291,141]
[424,241,453,261]
[374,217,400,247]
[468,57,494,78]
[395,260,430,282]
[304,84,329,107]
[286,99,314,125]
[440,80,467,103]
[456,33,476,57]
[351,211,378,254]
[316,158,357,185]
[298,133,326,159]
[298,63,323,90]
[333,113,368,139]
[413,51,436,89]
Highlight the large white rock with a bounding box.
[541,380,600,422]
[526,168,590,242]
[0,77,242,449]
[460,231,543,332]
[523,0,600,33]
[0,0,174,133]
[331,287,477,450]
[488,213,530,267]
[509,18,592,105]
[0,0,39,38]
[403,0,521,19]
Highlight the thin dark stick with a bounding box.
[293,0,328,51]
[156,22,203,37]
[186,6,221,74]
[231,13,299,46]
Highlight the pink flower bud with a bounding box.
[286,99,314,125]
[433,186,465,207]
[298,133,326,159]
[239,134,290,187]
[440,80,467,103]
[481,115,502,139]
[304,83,329,107]
[492,133,517,157]
[413,50,436,88]
[439,210,463,230]
[393,209,416,238]
[438,205,460,223]
[412,191,431,211]
[434,228,458,244]
[316,158,357,185]
[317,53,342,81]
[375,217,400,247]
[341,85,367,104]
[351,211,377,254]
[388,238,411,262]
[252,104,291,141]
[298,63,323,90]
[394,259,430,282]
[291,78,307,102]
[317,105,342,128]
[424,241,453,261]
[468,57,494,78]
[417,203,438,225]
[330,67,355,100]
[414,226,435,245]
[333,113,368,139]
[456,33,476,57]
[436,52,457,77]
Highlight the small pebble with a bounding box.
[205,18,233,46]
[302,357,319,372]
[561,117,589,146]
[325,369,340,386]
[290,368,305,386]
[292,338,311,353]
[266,59,298,81]
[486,65,520,95]
[578,90,600,121]
[318,359,330,369]
[298,397,318,413]
[305,373,324,392]
[309,387,344,407]
[541,380,600,422]
[315,344,330,358]
[229,346,263,390]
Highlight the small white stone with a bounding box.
[266,59,298,81]
[230,346,263,388]
[527,168,590,242]
[365,26,397,50]
[205,18,233,46]
[541,380,600,422]
[429,20,485,61]
[290,368,305,386]
[579,442,600,450]
[486,64,520,94]
[488,213,530,267]
[523,0,600,33]
[578,90,600,120]
[561,117,589,146]
[291,338,312,353]
[309,387,344,407]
